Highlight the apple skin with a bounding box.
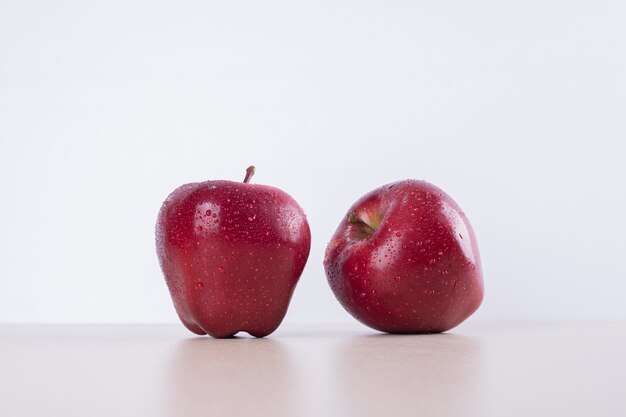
[156,168,311,338]
[324,180,483,334]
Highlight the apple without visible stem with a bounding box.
[156,166,311,338]
[324,180,483,333]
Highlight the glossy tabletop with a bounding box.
[1,323,624,417]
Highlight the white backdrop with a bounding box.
[1,1,625,324]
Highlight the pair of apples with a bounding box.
[156,167,484,338]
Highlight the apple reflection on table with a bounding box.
[331,332,484,417]
[166,328,483,417]
[166,336,297,417]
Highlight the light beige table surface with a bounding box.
[1,323,624,417]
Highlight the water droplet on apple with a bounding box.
[395,232,401,237]
[197,226,203,231]
[360,292,366,298]
[218,266,224,272]
[394,275,401,282]
[205,210,212,216]
[247,215,256,221]
[438,251,443,256]
[196,282,204,289]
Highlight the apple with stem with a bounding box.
[156,166,311,338]
[324,180,483,333]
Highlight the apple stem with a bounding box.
[243,166,256,183]
[347,212,376,235]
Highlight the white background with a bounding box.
[1,1,625,324]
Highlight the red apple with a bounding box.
[324,180,483,333]
[156,166,311,338]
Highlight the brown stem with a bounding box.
[243,166,256,183]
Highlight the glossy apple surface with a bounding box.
[324,180,483,333]
[156,167,311,338]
